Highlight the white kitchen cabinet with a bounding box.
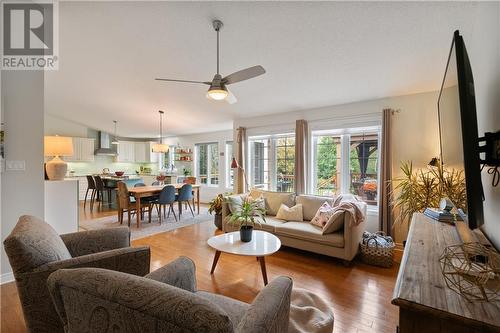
[65,138,95,162]
[135,142,159,163]
[141,175,157,185]
[116,141,135,162]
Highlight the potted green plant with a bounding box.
[228,197,266,242]
[182,168,191,177]
[390,161,466,232]
[208,193,231,230]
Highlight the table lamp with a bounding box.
[44,136,73,180]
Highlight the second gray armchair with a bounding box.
[48,257,293,333]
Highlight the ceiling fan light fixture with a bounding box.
[206,88,228,101]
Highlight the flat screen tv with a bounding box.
[438,30,484,229]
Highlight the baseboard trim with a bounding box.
[1,272,14,284]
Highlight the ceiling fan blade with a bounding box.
[225,89,237,104]
[222,65,266,85]
[155,78,211,85]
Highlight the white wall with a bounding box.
[465,2,500,249]
[45,113,90,137]
[1,71,45,282]
[174,130,234,203]
[235,91,440,233]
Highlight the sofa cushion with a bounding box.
[296,195,335,221]
[256,216,286,232]
[276,204,303,222]
[274,222,344,248]
[3,215,72,274]
[259,190,295,216]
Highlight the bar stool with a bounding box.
[93,175,112,210]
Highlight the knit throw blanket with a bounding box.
[334,201,366,226]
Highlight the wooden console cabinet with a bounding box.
[392,213,500,333]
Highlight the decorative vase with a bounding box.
[240,225,253,242]
[214,214,222,230]
[45,156,68,180]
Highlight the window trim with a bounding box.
[309,126,382,207]
[225,141,234,189]
[195,142,219,187]
[247,132,295,192]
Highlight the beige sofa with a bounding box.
[222,191,366,263]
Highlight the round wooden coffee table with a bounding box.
[207,230,281,285]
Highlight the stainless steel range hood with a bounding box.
[95,132,117,156]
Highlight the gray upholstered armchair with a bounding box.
[47,256,293,333]
[3,215,151,333]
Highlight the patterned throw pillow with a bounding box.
[276,203,303,222]
[248,195,266,212]
[227,195,245,213]
[310,202,335,228]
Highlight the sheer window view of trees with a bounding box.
[196,143,219,185]
[315,136,341,195]
[313,132,379,205]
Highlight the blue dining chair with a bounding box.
[177,184,194,217]
[155,185,177,223]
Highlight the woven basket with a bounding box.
[360,231,395,268]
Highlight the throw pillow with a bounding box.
[227,195,244,214]
[322,210,345,234]
[248,195,266,212]
[310,202,335,228]
[276,203,303,222]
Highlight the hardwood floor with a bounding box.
[1,203,400,333]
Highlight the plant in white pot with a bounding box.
[227,197,266,242]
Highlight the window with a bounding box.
[226,141,234,188]
[248,134,295,192]
[313,136,341,196]
[312,128,380,206]
[196,143,219,186]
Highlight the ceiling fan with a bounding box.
[155,20,266,104]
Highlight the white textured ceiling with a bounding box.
[45,1,482,137]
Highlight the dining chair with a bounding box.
[84,175,96,211]
[177,184,195,217]
[117,181,153,227]
[154,185,177,223]
[134,182,158,205]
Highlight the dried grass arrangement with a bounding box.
[390,161,466,232]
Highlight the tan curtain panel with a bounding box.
[379,109,393,235]
[294,119,308,194]
[235,127,247,194]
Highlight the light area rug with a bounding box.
[79,206,214,240]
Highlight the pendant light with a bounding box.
[152,110,169,153]
[111,120,119,145]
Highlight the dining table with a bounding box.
[128,184,201,228]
